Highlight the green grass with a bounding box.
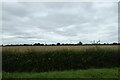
[0,72,2,79]
[3,68,119,78]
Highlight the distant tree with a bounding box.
[34,43,41,46]
[57,43,60,46]
[61,43,65,46]
[107,43,109,45]
[45,44,47,46]
[104,43,106,45]
[77,41,82,45]
[112,43,118,45]
[51,44,55,46]
[40,44,44,46]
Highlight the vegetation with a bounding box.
[2,41,119,46]
[2,45,119,72]
[3,68,119,78]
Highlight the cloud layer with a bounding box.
[2,2,118,44]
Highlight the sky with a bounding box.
[2,2,118,44]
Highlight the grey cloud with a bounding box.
[2,2,118,44]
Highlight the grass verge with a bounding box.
[3,68,119,78]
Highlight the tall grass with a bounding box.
[2,46,119,72]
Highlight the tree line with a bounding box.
[2,41,120,46]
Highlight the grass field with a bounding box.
[3,68,119,78]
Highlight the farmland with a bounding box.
[2,45,120,78]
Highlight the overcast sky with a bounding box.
[2,2,118,44]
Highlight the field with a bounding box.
[2,45,120,78]
[2,45,118,52]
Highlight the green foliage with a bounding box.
[2,47,119,72]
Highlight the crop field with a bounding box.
[2,45,118,52]
[2,45,120,78]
